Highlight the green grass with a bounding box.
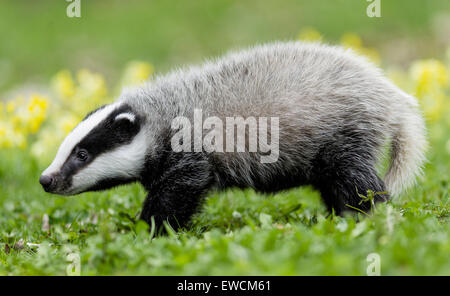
[0,126,448,275]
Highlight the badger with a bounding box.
[40,42,427,230]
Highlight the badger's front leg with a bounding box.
[140,152,215,231]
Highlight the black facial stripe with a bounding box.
[57,103,142,191]
[76,104,141,157]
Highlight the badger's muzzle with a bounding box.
[39,174,55,192]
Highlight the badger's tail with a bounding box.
[384,95,427,196]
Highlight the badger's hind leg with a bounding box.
[312,131,389,215]
[316,165,388,215]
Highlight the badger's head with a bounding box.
[39,102,147,195]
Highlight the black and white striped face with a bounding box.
[40,102,147,195]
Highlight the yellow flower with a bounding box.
[0,122,6,138]
[71,69,109,115]
[340,33,380,65]
[28,94,49,111]
[24,94,49,134]
[77,69,108,100]
[340,33,363,49]
[409,59,449,97]
[120,61,154,87]
[0,122,26,149]
[52,70,76,99]
[28,115,45,134]
[0,123,13,148]
[59,113,81,135]
[0,93,50,144]
[421,92,445,122]
[10,114,24,130]
[297,27,323,42]
[6,101,15,113]
[51,69,109,117]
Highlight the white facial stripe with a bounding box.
[70,129,148,193]
[43,102,122,176]
[115,113,135,122]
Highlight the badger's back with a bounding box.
[125,42,426,195]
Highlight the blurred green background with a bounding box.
[1,0,449,92]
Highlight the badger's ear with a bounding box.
[114,112,136,123]
[113,112,140,133]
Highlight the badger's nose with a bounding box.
[39,175,54,191]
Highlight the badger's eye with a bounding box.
[76,149,88,161]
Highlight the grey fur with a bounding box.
[121,41,426,196]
